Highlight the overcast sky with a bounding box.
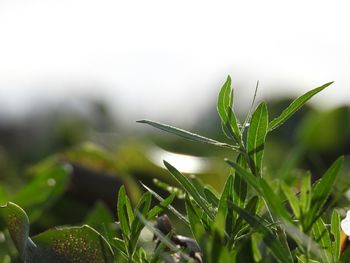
[0,0,349,126]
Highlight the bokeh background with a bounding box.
[0,0,350,239]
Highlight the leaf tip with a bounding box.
[136,119,147,123]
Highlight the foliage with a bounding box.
[1,76,349,262]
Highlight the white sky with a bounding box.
[0,0,349,126]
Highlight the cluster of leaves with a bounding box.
[1,76,349,263]
[138,77,350,262]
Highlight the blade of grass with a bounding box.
[280,182,300,218]
[140,182,189,226]
[217,76,241,142]
[306,156,344,230]
[163,161,215,220]
[137,119,239,150]
[331,210,341,261]
[146,193,175,220]
[117,186,132,238]
[185,195,206,244]
[268,82,333,132]
[246,102,269,176]
[233,154,248,211]
[311,218,332,263]
[241,80,259,134]
[229,202,293,263]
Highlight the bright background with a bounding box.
[0,0,349,126]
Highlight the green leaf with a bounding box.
[1,202,115,263]
[130,192,152,249]
[185,196,206,244]
[140,183,189,226]
[268,82,333,131]
[225,159,262,194]
[137,119,238,150]
[32,225,115,263]
[217,175,234,236]
[233,154,248,210]
[229,202,293,263]
[0,202,33,259]
[331,210,341,261]
[259,179,292,222]
[203,187,219,208]
[231,195,259,240]
[112,237,128,259]
[280,182,300,218]
[300,171,312,217]
[146,193,175,220]
[282,221,323,258]
[246,102,269,176]
[311,218,332,263]
[84,201,115,244]
[163,160,215,220]
[226,159,291,222]
[306,156,344,229]
[117,186,133,238]
[217,76,241,142]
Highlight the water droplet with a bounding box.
[47,178,56,187]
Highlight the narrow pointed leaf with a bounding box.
[300,171,312,216]
[331,210,341,261]
[146,193,175,220]
[269,82,333,131]
[140,183,189,225]
[117,186,132,237]
[259,179,292,222]
[217,76,241,142]
[203,187,219,208]
[185,196,206,244]
[307,156,344,229]
[280,182,301,218]
[225,159,261,194]
[229,202,293,263]
[137,119,238,149]
[217,175,234,235]
[233,154,248,210]
[163,160,215,220]
[246,102,268,176]
[312,218,332,263]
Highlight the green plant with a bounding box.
[1,76,349,263]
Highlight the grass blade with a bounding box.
[140,182,189,226]
[185,195,206,244]
[225,159,261,194]
[203,187,219,208]
[117,186,132,238]
[311,218,332,263]
[331,210,341,261]
[229,202,293,263]
[280,182,301,218]
[163,160,215,220]
[306,156,344,230]
[233,154,248,210]
[217,175,234,235]
[268,82,333,131]
[246,102,269,176]
[137,119,238,150]
[217,76,241,142]
[300,171,312,217]
[146,193,175,220]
